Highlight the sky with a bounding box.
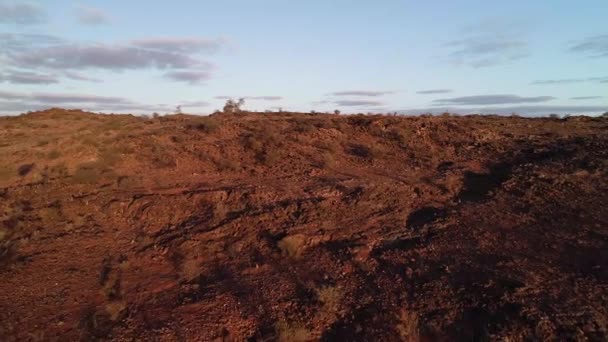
[0,0,607,116]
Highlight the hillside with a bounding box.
[1,109,607,341]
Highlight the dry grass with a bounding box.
[47,150,61,160]
[275,321,312,342]
[104,302,127,322]
[396,309,419,341]
[215,158,241,172]
[315,285,342,314]
[71,162,116,184]
[0,166,15,182]
[277,234,307,258]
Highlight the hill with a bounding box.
[1,109,607,340]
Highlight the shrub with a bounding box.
[71,162,116,184]
[347,144,373,159]
[187,117,220,133]
[47,150,61,160]
[290,119,315,133]
[223,98,245,113]
[215,158,240,172]
[348,115,374,127]
[18,163,34,176]
[149,145,176,168]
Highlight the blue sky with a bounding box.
[1,0,607,116]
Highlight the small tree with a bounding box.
[175,105,182,114]
[334,109,341,115]
[602,112,608,118]
[223,98,245,113]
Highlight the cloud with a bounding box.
[0,33,60,51]
[330,90,394,97]
[246,96,282,101]
[0,89,128,104]
[445,34,529,67]
[0,70,58,84]
[0,90,173,114]
[570,96,603,100]
[30,93,131,104]
[334,100,384,107]
[63,71,102,82]
[569,34,608,58]
[531,76,608,85]
[180,100,210,107]
[13,44,204,70]
[164,70,211,84]
[434,94,554,106]
[214,96,283,101]
[0,2,46,25]
[76,5,110,25]
[0,90,23,100]
[417,89,453,95]
[0,33,221,83]
[396,105,607,116]
[131,37,226,53]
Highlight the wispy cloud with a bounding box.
[63,71,102,83]
[29,93,132,104]
[0,2,46,25]
[0,90,172,114]
[434,94,554,106]
[444,26,529,68]
[76,5,110,25]
[179,100,210,107]
[396,105,607,116]
[569,34,608,58]
[247,96,282,101]
[531,76,608,85]
[330,90,394,97]
[0,70,58,84]
[164,71,212,84]
[417,89,453,95]
[570,96,603,100]
[214,96,283,101]
[334,100,384,107]
[131,37,226,54]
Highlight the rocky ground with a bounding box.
[1,109,607,341]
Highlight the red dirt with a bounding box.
[1,109,607,341]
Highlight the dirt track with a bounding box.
[1,109,607,341]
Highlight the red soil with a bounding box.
[1,109,607,340]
